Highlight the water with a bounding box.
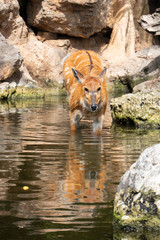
[0,97,160,240]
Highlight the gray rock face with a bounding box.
[0,33,22,81]
[114,144,160,230]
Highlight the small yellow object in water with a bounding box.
[23,186,29,191]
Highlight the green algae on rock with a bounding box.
[0,85,66,101]
[114,188,160,231]
[0,86,45,100]
[110,90,160,128]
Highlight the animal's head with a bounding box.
[72,68,106,112]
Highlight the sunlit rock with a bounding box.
[18,31,67,85]
[27,0,112,38]
[0,0,28,45]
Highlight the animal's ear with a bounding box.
[99,67,106,82]
[72,68,84,83]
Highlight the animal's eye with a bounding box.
[84,87,89,92]
[97,87,101,92]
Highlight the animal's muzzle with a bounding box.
[90,104,98,112]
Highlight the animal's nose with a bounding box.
[91,104,98,112]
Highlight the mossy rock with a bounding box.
[0,85,67,101]
[114,189,160,232]
[11,87,45,99]
[110,90,160,128]
[0,88,16,100]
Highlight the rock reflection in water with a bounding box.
[0,98,160,239]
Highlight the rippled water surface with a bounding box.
[0,97,160,240]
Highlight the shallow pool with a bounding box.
[0,97,159,240]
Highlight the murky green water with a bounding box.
[0,97,160,240]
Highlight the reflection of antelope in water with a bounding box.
[62,134,108,203]
[63,50,107,135]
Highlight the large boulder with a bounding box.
[110,90,160,128]
[114,144,160,231]
[27,0,112,38]
[0,33,22,81]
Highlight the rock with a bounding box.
[0,0,40,87]
[102,0,135,64]
[18,32,67,85]
[130,0,153,51]
[114,144,160,231]
[26,0,153,62]
[127,46,160,89]
[0,33,22,81]
[37,31,58,42]
[68,32,108,53]
[138,8,160,36]
[0,0,67,86]
[27,0,111,38]
[0,31,38,90]
[107,45,160,89]
[110,90,160,128]
[0,0,28,45]
[0,31,42,99]
[0,58,44,100]
[17,64,37,86]
[133,77,160,93]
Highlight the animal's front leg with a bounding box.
[93,115,104,135]
[69,110,83,131]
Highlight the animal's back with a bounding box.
[63,50,103,94]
